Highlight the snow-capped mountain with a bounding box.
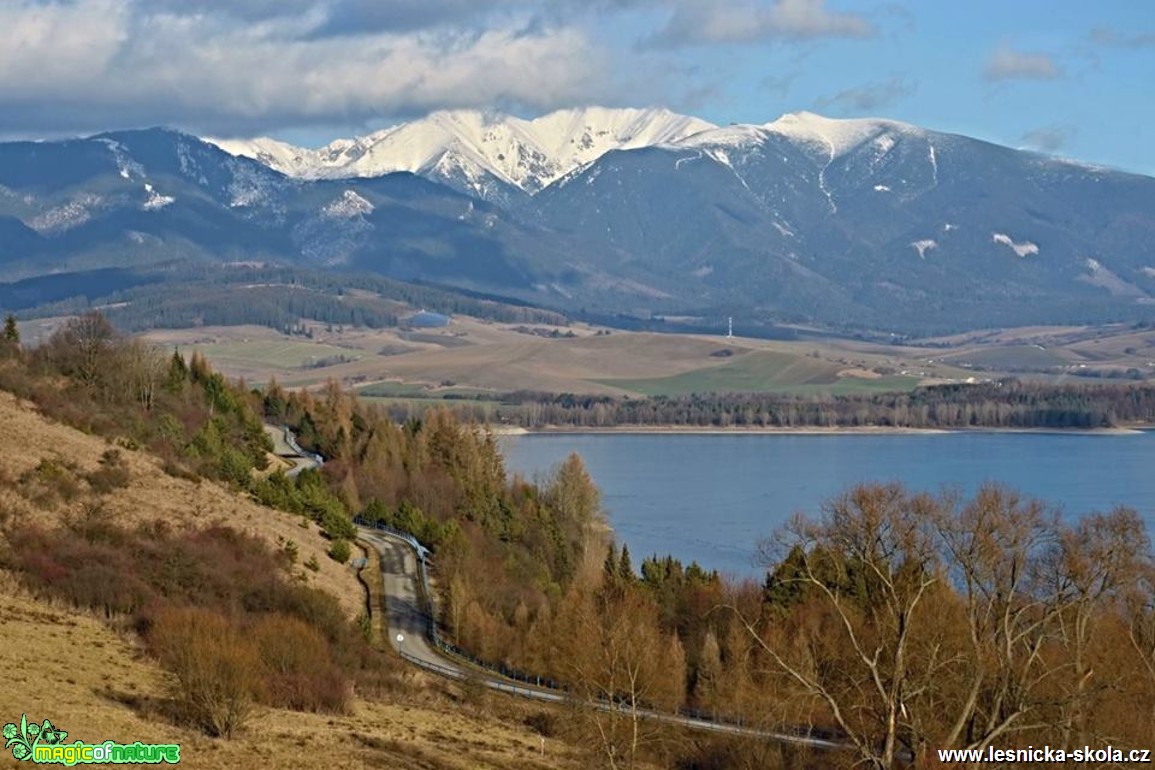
[208,107,715,198]
[4,111,1155,334]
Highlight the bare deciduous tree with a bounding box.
[746,483,943,769]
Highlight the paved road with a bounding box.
[358,527,843,749]
[262,424,322,478]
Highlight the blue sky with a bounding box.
[2,0,1152,173]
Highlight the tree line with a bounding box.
[8,262,569,333]
[267,365,1155,767]
[3,314,1153,767]
[493,380,1155,430]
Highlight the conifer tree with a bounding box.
[618,544,633,581]
[2,314,19,345]
[604,543,619,581]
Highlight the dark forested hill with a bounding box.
[3,115,1155,335]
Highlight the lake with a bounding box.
[501,431,1155,577]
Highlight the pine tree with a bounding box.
[618,544,633,581]
[604,543,619,580]
[2,314,19,345]
[166,349,189,392]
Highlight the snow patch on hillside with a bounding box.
[911,239,937,259]
[993,232,1038,258]
[95,138,143,181]
[674,124,767,151]
[1080,257,1144,297]
[142,183,174,210]
[323,190,374,219]
[28,194,102,233]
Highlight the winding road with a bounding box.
[263,424,323,477]
[358,525,844,750]
[270,423,842,750]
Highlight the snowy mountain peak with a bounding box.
[762,111,923,156]
[207,107,715,197]
[207,107,939,199]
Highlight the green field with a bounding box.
[358,395,504,415]
[184,340,357,371]
[358,381,495,398]
[600,350,920,396]
[937,345,1068,371]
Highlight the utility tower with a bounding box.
[726,317,734,339]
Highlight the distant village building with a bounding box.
[405,311,451,328]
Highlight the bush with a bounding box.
[5,509,384,725]
[19,458,82,508]
[148,606,261,738]
[252,615,350,713]
[87,449,131,494]
[328,539,351,564]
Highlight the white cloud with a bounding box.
[1089,26,1155,49]
[984,44,1062,81]
[651,0,873,47]
[1021,124,1075,153]
[0,0,616,136]
[814,76,916,114]
[0,0,128,93]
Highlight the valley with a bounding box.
[3,108,1154,336]
[137,315,1155,401]
[6,3,1155,767]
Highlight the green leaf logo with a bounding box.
[4,714,60,762]
[39,721,66,746]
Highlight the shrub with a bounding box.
[87,449,131,494]
[147,606,261,738]
[304,555,320,572]
[19,458,81,508]
[328,539,351,564]
[252,614,350,713]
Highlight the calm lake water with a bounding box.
[501,431,1155,577]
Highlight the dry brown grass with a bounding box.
[0,579,587,769]
[140,316,1155,396]
[0,394,593,769]
[149,317,989,395]
[0,390,360,617]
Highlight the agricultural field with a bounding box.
[600,349,921,396]
[133,316,1155,400]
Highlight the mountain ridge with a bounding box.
[3,115,1154,335]
[208,106,717,198]
[208,106,1115,203]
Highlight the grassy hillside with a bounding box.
[149,321,969,397]
[601,349,920,395]
[0,581,583,770]
[0,391,589,770]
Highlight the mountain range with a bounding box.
[2,107,1154,335]
[209,107,714,201]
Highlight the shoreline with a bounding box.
[491,424,1148,436]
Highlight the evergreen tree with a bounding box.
[618,544,634,581]
[2,314,19,345]
[604,543,619,581]
[166,349,189,392]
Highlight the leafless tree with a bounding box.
[746,483,944,769]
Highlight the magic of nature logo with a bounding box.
[3,714,180,765]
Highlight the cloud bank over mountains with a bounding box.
[1,0,1150,176]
